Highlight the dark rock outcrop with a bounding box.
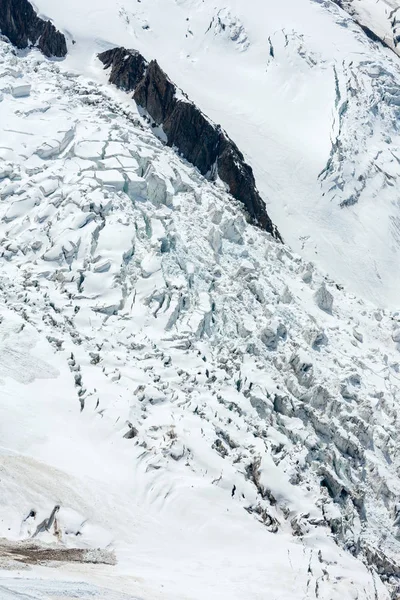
[0,0,67,58]
[98,48,281,240]
[98,47,148,91]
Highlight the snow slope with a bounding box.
[0,34,400,599]
[334,0,400,52]
[30,0,400,308]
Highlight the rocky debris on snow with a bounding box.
[0,0,67,58]
[123,422,139,439]
[98,48,281,240]
[0,538,116,567]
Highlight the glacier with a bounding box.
[0,0,400,599]
[30,0,400,306]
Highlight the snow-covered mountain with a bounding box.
[1,1,400,599]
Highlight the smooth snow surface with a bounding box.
[31,0,400,308]
[1,32,400,598]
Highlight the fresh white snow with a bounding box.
[1,1,400,598]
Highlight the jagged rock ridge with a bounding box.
[98,47,147,91]
[0,0,67,58]
[98,47,281,240]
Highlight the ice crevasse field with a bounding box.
[0,0,400,598]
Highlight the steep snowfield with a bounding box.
[1,34,400,599]
[31,0,400,307]
[334,0,400,52]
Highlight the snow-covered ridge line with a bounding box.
[98,47,281,240]
[0,0,67,57]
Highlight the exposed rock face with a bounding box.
[0,0,67,58]
[98,47,147,91]
[98,48,281,240]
